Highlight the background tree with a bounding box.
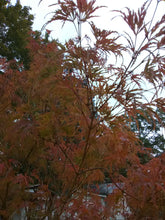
[0,0,165,219]
[130,108,165,163]
[0,0,34,69]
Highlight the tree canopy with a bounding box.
[0,0,34,69]
[0,0,165,219]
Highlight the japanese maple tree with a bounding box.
[0,0,165,219]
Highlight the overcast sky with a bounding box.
[11,0,165,42]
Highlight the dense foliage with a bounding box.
[0,0,165,219]
[0,0,33,69]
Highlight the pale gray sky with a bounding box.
[11,0,165,42]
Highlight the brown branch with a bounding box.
[0,103,10,113]
[58,143,78,175]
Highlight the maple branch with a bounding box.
[121,1,159,82]
[148,0,159,37]
[0,103,10,113]
[129,48,157,74]
[24,145,35,163]
[79,166,104,175]
[61,116,96,210]
[96,78,125,114]
[69,85,89,127]
[2,182,10,210]
[57,143,78,175]
[78,113,95,171]
[109,174,140,202]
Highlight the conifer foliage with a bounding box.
[0,0,33,69]
[0,0,165,219]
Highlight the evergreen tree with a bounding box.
[0,0,34,69]
[130,109,165,163]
